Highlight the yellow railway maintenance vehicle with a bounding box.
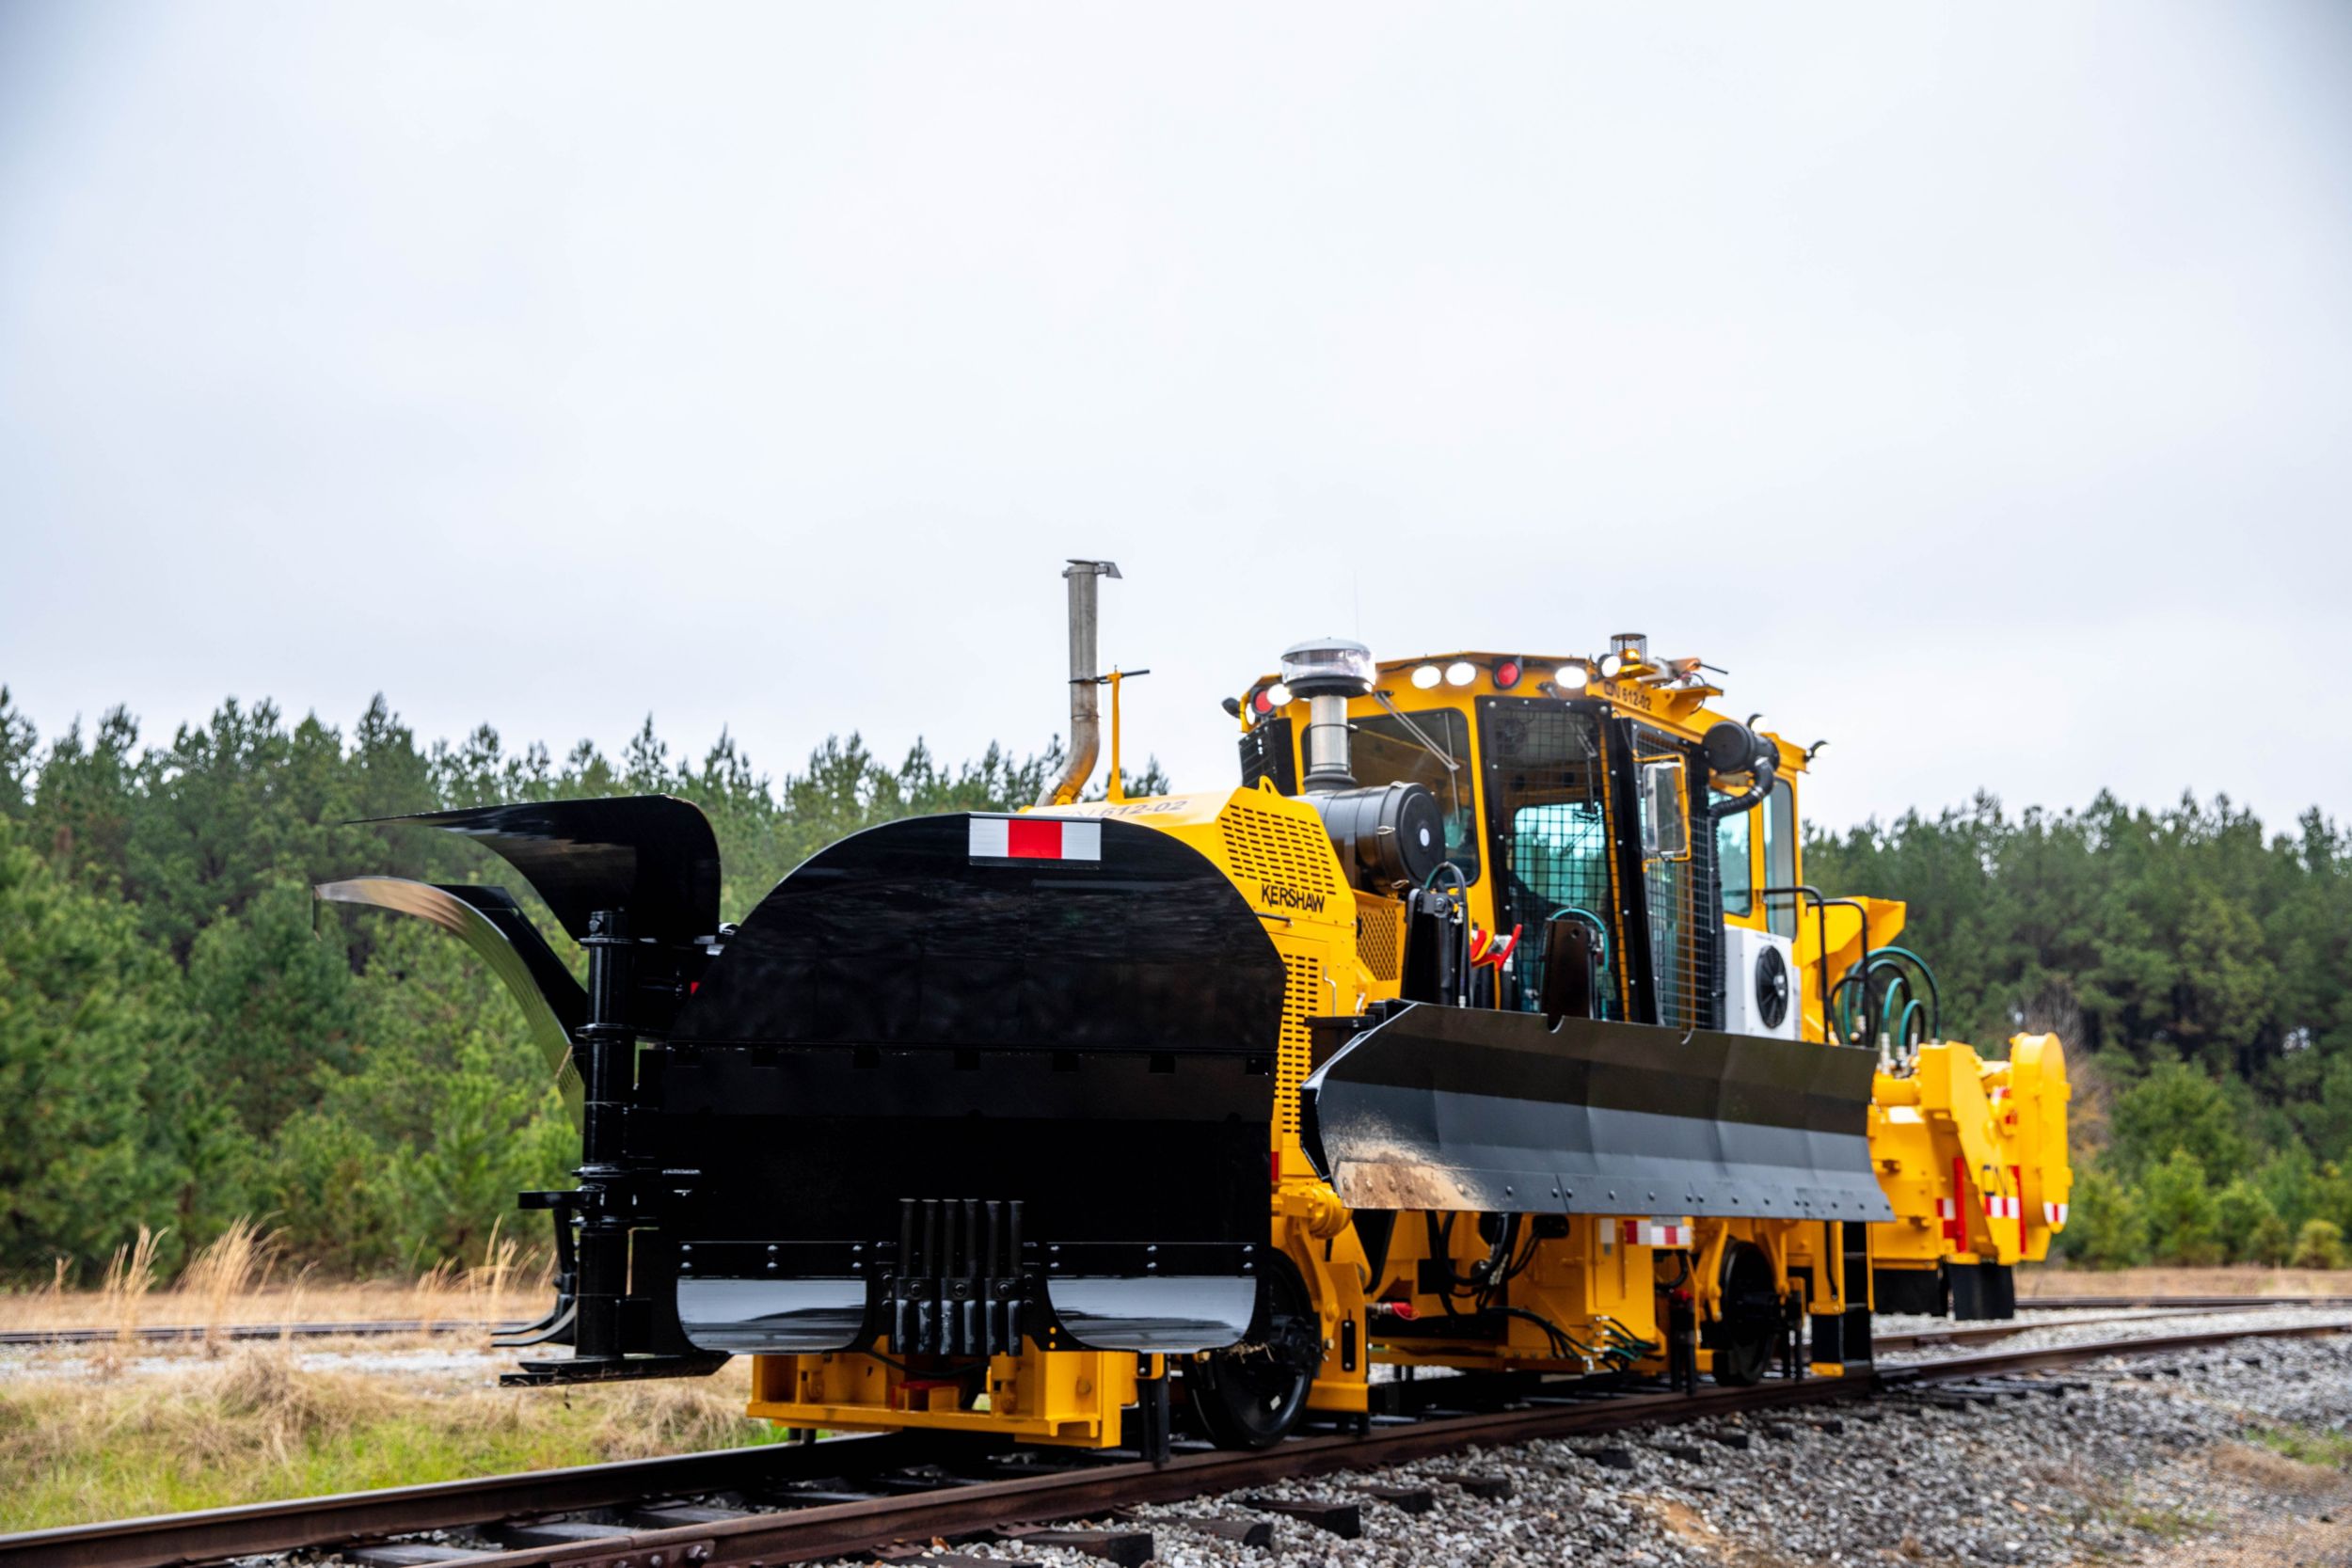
[321,561,2071,1457]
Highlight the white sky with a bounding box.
[4,3,2349,832]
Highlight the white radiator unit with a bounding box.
[1724,925,1799,1039]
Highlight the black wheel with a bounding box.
[1708,1242,1779,1387]
[1182,1254,1321,1449]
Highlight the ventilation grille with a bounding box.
[1275,952,1319,1142]
[1218,800,1343,904]
[1355,892,1406,982]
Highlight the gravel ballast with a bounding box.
[828,1319,2352,1567]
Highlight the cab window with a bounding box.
[1715,799,1755,917]
[1763,777,1797,938]
[1352,710,1480,883]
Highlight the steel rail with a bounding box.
[0,1321,517,1349]
[1870,1303,2280,1353]
[0,1434,957,1568]
[8,1317,2345,1568]
[2021,1292,2352,1311]
[1,1296,2311,1352]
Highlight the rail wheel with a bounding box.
[1183,1253,1321,1449]
[1708,1241,1780,1386]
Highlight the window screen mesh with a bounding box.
[1645,821,1705,1032]
[1477,702,1621,1018]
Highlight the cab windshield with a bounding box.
[1352,709,1480,883]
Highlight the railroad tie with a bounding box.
[992,1525,1156,1565]
[1179,1516,1279,1545]
[1429,1472,1514,1499]
[493,1522,640,1548]
[345,1547,483,1568]
[1242,1497,1365,1538]
[1361,1484,1438,1513]
[626,1506,752,1530]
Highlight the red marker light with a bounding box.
[1251,688,1274,715]
[1494,658,1523,690]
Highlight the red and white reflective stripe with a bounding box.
[1621,1218,1690,1248]
[1935,1198,1958,1219]
[1983,1194,2021,1220]
[1990,1085,2010,1102]
[2044,1201,2069,1226]
[968,816,1103,862]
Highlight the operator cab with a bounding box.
[1236,638,1806,1039]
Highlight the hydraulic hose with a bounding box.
[1833,947,1943,1056]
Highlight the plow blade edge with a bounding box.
[1299,1004,1892,1222]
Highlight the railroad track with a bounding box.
[9,1314,2346,1568]
[4,1293,2313,1353]
[0,1320,517,1349]
[1869,1301,2299,1353]
[2021,1292,2352,1311]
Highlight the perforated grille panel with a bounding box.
[1274,951,1319,1141]
[1355,892,1406,982]
[1646,854,1704,1032]
[1631,727,1710,1035]
[1217,800,1345,904]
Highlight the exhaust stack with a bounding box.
[1038,559,1121,807]
[1279,638,1376,792]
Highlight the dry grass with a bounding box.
[83,1228,165,1377]
[176,1219,278,1357]
[2018,1264,2352,1299]
[0,1347,770,1531]
[0,1224,557,1340]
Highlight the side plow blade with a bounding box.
[1299,1004,1893,1222]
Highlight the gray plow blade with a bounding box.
[1299,1004,1892,1222]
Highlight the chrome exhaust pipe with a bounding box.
[1038,559,1120,806]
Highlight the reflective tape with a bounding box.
[969,815,1103,862]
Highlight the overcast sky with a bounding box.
[4,2,2349,833]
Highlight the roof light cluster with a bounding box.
[1240,633,1719,724]
[1409,657,1525,690]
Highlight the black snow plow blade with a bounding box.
[1300,1003,1892,1223]
[652,812,1282,1358]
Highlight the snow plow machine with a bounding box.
[320,560,2070,1455]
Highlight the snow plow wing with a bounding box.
[1299,1002,1893,1222]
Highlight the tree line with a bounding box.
[0,686,1165,1279]
[1809,792,2352,1269]
[4,683,2345,1279]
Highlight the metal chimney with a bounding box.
[1037,560,1120,806]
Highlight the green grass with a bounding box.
[0,1349,780,1532]
[2251,1423,2352,1469]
